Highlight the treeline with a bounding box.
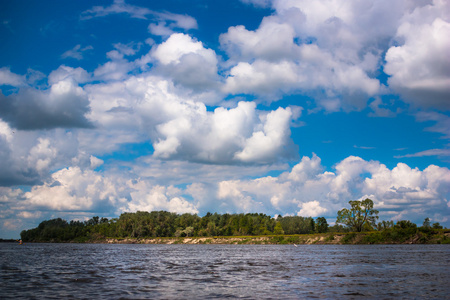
[341,219,448,244]
[20,211,324,242]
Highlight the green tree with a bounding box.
[422,217,431,228]
[432,222,443,229]
[316,217,328,233]
[336,198,379,232]
[273,221,284,235]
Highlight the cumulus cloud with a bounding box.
[216,154,450,222]
[220,4,383,108]
[124,181,198,214]
[0,121,83,186]
[0,78,92,130]
[220,0,450,112]
[23,167,117,211]
[48,65,91,85]
[298,200,328,217]
[385,1,450,110]
[0,67,25,87]
[220,22,298,62]
[85,74,297,164]
[151,33,219,90]
[2,154,450,236]
[152,101,297,164]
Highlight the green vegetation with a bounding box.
[20,211,317,242]
[336,198,379,232]
[20,199,449,244]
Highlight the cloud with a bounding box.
[113,42,143,56]
[394,111,450,158]
[368,97,399,118]
[81,0,152,20]
[233,107,297,163]
[416,111,450,140]
[221,26,380,108]
[298,200,328,217]
[240,0,272,8]
[48,65,91,85]
[0,122,81,186]
[2,154,450,237]
[395,149,450,159]
[220,22,298,62]
[220,0,449,112]
[0,67,26,87]
[61,44,93,60]
[151,101,297,164]
[216,154,450,222]
[85,74,297,164]
[23,167,117,211]
[385,7,450,110]
[82,0,197,34]
[124,182,198,214]
[151,33,219,90]
[0,78,92,130]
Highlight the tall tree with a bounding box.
[316,217,328,233]
[336,198,379,232]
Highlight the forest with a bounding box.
[20,211,329,242]
[20,209,447,244]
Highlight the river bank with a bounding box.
[94,230,450,245]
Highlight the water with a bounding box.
[1,243,449,299]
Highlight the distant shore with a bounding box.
[80,230,450,245]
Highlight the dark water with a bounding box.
[1,243,449,299]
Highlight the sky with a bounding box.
[0,0,449,238]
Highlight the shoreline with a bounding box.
[80,231,450,245]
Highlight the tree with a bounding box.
[432,222,443,229]
[423,217,431,228]
[316,217,328,233]
[336,198,379,232]
[273,222,284,235]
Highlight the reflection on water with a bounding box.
[1,243,449,299]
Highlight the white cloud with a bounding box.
[234,107,296,163]
[0,67,25,87]
[2,154,449,236]
[368,97,399,118]
[151,33,219,90]
[298,200,327,217]
[48,65,91,85]
[240,0,272,8]
[213,154,450,223]
[416,111,450,139]
[81,0,152,20]
[61,44,93,60]
[125,182,198,214]
[82,0,197,32]
[85,75,297,164]
[113,42,143,56]
[90,155,104,169]
[220,22,297,62]
[395,111,450,158]
[0,77,92,130]
[23,167,117,211]
[385,5,450,110]
[222,44,380,107]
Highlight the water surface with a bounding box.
[1,243,449,299]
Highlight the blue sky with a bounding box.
[1,0,449,238]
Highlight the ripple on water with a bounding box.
[1,244,449,299]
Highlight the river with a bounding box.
[1,243,449,299]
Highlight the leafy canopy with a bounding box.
[336,198,379,232]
